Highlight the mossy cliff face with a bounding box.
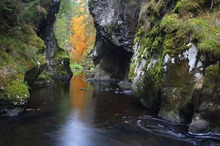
[37,0,72,83]
[0,0,49,116]
[0,0,71,116]
[89,0,142,80]
[129,0,220,132]
[189,64,220,133]
[90,0,220,133]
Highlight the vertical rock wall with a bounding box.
[130,0,220,133]
[0,0,72,116]
[90,0,220,133]
[89,0,142,80]
[38,0,72,82]
[0,0,50,116]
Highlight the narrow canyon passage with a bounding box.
[0,74,219,146]
[0,0,220,145]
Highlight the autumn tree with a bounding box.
[55,0,95,65]
[69,1,95,63]
[55,0,80,52]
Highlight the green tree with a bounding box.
[55,0,80,52]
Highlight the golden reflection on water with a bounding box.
[69,73,94,119]
[59,73,96,146]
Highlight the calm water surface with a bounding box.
[0,74,219,146]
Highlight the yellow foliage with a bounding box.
[70,2,95,63]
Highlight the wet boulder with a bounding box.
[24,62,46,86]
[118,81,132,91]
[158,46,201,123]
[189,64,220,133]
[189,117,209,133]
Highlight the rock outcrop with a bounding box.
[130,0,220,133]
[89,0,220,133]
[89,0,142,80]
[0,0,72,116]
[37,0,72,83]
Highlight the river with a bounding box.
[0,73,219,146]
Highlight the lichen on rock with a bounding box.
[89,0,220,133]
[129,0,220,130]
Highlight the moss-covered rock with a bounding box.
[89,0,220,133]
[37,0,72,82]
[0,0,66,116]
[189,64,220,133]
[41,48,72,81]
[129,0,220,129]
[158,53,196,123]
[0,0,52,28]
[0,25,46,115]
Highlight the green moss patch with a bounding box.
[4,80,30,106]
[174,0,206,16]
[54,48,69,60]
[0,0,52,28]
[130,0,220,115]
[203,65,219,92]
[190,13,220,56]
[0,25,46,107]
[174,0,220,16]
[0,25,46,72]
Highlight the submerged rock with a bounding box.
[0,107,24,117]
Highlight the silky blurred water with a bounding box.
[0,73,218,146]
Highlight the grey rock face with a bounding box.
[90,0,141,50]
[90,0,220,133]
[38,0,60,56]
[25,63,46,86]
[89,0,142,80]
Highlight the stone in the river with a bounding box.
[189,119,209,133]
[118,81,132,91]
[1,107,24,117]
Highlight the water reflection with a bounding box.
[59,112,93,146]
[59,74,96,146]
[0,73,218,146]
[69,73,94,121]
[59,74,193,146]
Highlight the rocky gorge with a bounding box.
[0,0,72,116]
[0,0,219,138]
[89,0,220,134]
